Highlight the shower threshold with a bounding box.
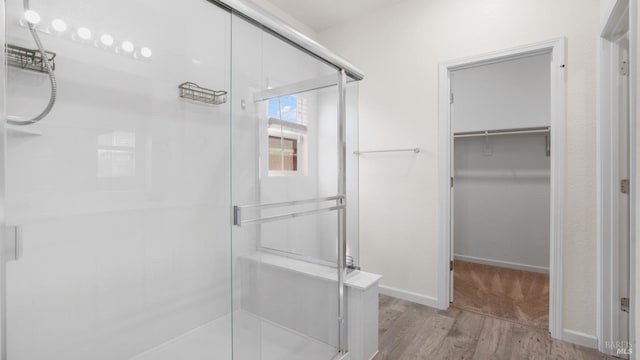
[130,311,338,360]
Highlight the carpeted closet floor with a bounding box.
[452,260,549,328]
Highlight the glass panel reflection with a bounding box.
[97,131,136,178]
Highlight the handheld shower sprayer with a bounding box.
[6,0,57,126]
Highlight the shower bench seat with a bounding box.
[238,252,381,360]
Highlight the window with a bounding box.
[269,135,298,171]
[268,94,299,123]
[267,95,307,175]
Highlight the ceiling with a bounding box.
[266,0,407,32]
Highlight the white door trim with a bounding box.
[437,38,566,340]
[630,2,637,356]
[598,0,636,357]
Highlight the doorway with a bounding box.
[598,0,634,356]
[451,53,551,328]
[438,38,566,339]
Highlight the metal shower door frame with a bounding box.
[337,69,348,355]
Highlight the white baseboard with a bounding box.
[562,329,598,349]
[379,285,441,309]
[454,254,549,274]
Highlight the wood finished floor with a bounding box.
[453,260,549,328]
[378,294,614,360]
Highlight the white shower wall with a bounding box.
[4,0,231,358]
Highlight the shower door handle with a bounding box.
[233,195,345,227]
[3,226,23,262]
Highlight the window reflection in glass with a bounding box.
[97,131,136,178]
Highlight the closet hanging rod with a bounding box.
[454,126,550,139]
[354,148,420,155]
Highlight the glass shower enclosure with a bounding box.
[0,0,361,359]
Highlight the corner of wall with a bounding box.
[378,285,442,310]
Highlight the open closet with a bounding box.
[451,52,552,328]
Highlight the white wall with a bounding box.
[454,134,550,272]
[601,0,619,21]
[247,0,318,39]
[319,0,600,339]
[451,53,551,133]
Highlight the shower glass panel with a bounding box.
[3,0,232,359]
[2,0,361,359]
[345,83,359,269]
[231,14,344,360]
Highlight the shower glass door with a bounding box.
[3,0,232,359]
[231,14,345,360]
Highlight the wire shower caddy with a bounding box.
[5,44,56,73]
[178,82,227,105]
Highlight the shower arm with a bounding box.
[6,0,57,126]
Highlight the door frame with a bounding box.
[437,38,566,339]
[0,1,6,358]
[598,0,637,356]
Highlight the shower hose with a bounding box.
[6,0,57,126]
